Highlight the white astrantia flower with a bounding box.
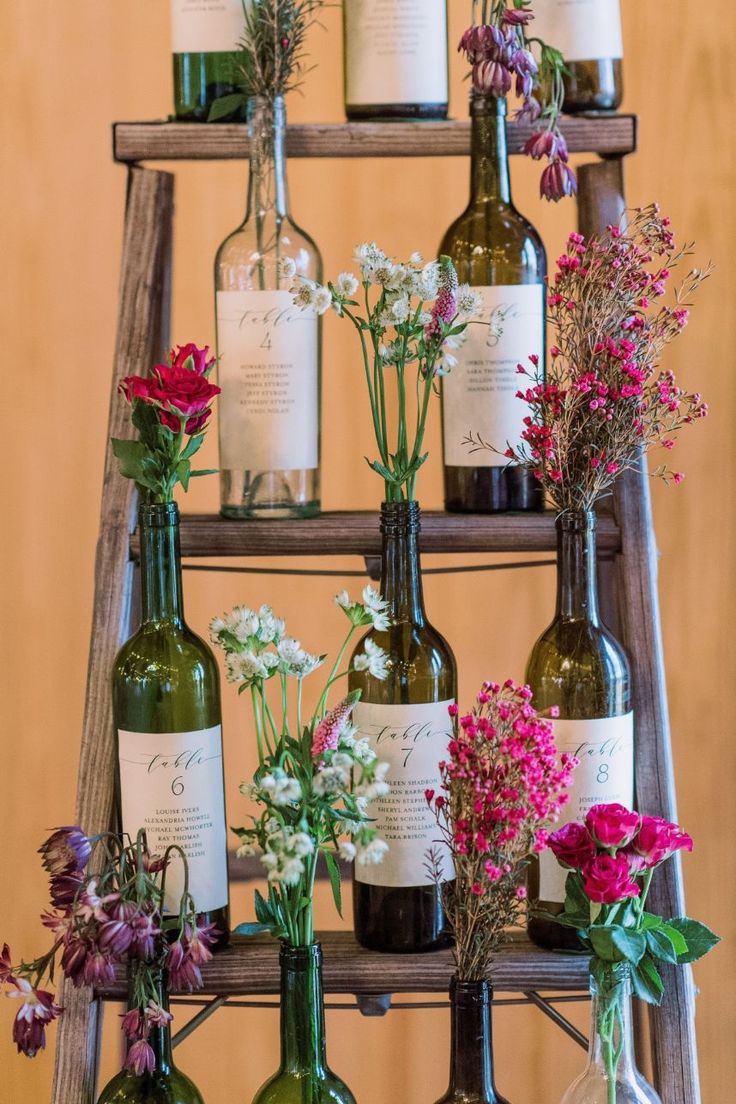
[354,242,387,279]
[239,781,259,799]
[334,590,351,610]
[336,271,359,297]
[313,764,349,796]
[293,279,318,309]
[313,286,332,315]
[257,605,284,644]
[209,615,227,643]
[356,838,389,866]
[457,284,483,318]
[337,722,358,750]
[260,770,302,807]
[389,294,411,323]
[410,251,423,264]
[265,817,282,837]
[331,752,354,774]
[225,651,275,683]
[276,637,322,677]
[361,587,390,631]
[350,738,376,766]
[291,833,315,858]
[260,850,279,869]
[338,840,357,862]
[236,841,257,858]
[280,256,297,280]
[230,606,260,643]
[421,261,441,299]
[354,638,390,680]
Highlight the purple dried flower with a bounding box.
[166,939,203,993]
[129,911,162,961]
[38,828,92,877]
[473,58,513,96]
[98,918,135,956]
[82,950,116,988]
[540,159,578,202]
[49,871,86,911]
[8,981,62,1057]
[121,1008,143,1040]
[60,936,88,986]
[125,1038,156,1076]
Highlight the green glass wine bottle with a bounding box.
[526,510,633,950]
[343,0,448,120]
[215,95,322,519]
[440,94,546,514]
[350,501,456,953]
[434,979,511,1104]
[253,944,357,1104]
[97,975,205,1104]
[112,502,230,943]
[170,0,245,121]
[530,0,623,113]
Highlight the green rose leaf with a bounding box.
[611,928,647,965]
[645,928,679,964]
[181,433,205,460]
[233,922,272,937]
[631,954,665,1006]
[589,925,646,965]
[658,922,688,956]
[667,918,721,964]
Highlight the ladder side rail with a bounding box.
[50,165,174,1104]
[578,158,701,1104]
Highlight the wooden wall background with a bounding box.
[1,1,733,1100]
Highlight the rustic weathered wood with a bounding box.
[112,115,637,163]
[579,159,701,1104]
[129,510,622,560]
[95,931,590,1000]
[50,165,174,1104]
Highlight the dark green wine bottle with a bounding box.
[440,94,546,514]
[97,974,204,1103]
[171,0,245,121]
[350,501,456,953]
[113,503,229,944]
[343,0,448,120]
[530,0,623,113]
[526,511,633,950]
[253,944,356,1104]
[435,979,511,1104]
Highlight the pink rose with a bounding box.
[548,822,597,870]
[169,343,215,377]
[582,854,640,904]
[629,815,693,869]
[151,364,220,418]
[585,804,641,849]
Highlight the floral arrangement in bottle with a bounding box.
[209,0,326,121]
[460,1,573,200]
[465,205,710,508]
[1,827,216,1072]
[425,680,576,978]
[210,590,391,946]
[290,247,481,501]
[548,804,719,1103]
[113,343,220,503]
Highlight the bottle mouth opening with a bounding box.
[380,500,421,534]
[450,976,493,1002]
[556,509,597,532]
[279,942,322,965]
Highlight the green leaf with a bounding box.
[207,92,246,121]
[645,928,679,964]
[658,922,688,957]
[589,925,646,965]
[631,954,665,1006]
[254,889,274,927]
[611,928,647,965]
[111,438,147,481]
[233,922,272,937]
[667,918,721,964]
[323,849,343,918]
[640,911,664,931]
[190,468,218,478]
[176,458,191,491]
[181,433,205,460]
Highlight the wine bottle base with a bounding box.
[220,501,320,520]
[353,880,453,954]
[444,466,545,514]
[346,103,448,121]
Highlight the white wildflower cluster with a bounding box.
[335,585,390,631]
[260,822,316,887]
[210,604,323,687]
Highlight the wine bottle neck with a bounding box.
[379,501,426,625]
[587,971,637,1077]
[469,94,511,206]
[246,95,290,222]
[127,970,173,1074]
[279,944,327,1074]
[447,979,501,1100]
[139,503,185,626]
[555,511,600,625]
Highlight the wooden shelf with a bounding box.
[113,115,637,163]
[129,510,621,561]
[96,930,589,1000]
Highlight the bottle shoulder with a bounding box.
[441,205,547,281]
[526,618,632,714]
[215,220,323,279]
[113,624,219,678]
[349,621,457,702]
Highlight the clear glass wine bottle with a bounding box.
[215,95,322,518]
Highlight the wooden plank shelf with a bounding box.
[96,931,590,1000]
[129,510,621,561]
[113,115,637,163]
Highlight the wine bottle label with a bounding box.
[170,0,244,54]
[118,725,229,914]
[443,284,544,468]
[353,700,454,887]
[539,712,634,902]
[529,0,623,62]
[344,0,448,107]
[216,289,319,473]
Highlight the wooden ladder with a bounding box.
[50,116,701,1104]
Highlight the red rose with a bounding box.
[548,822,597,870]
[151,364,220,418]
[158,408,213,435]
[582,854,640,904]
[585,804,641,849]
[169,343,215,377]
[119,375,156,404]
[629,815,693,869]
